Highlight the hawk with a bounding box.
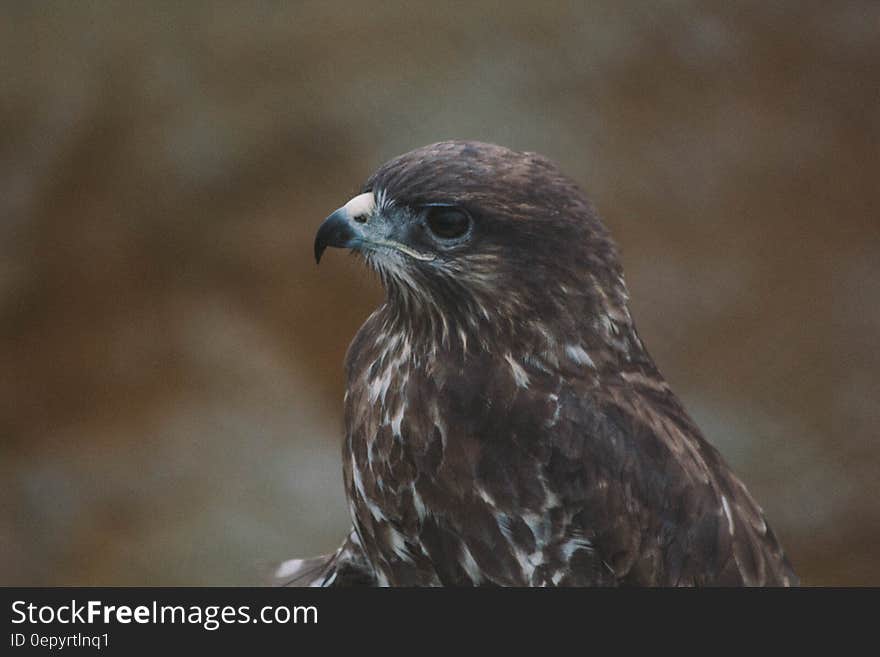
[277,141,797,586]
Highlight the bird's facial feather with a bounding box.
[316,141,632,351]
[315,191,436,264]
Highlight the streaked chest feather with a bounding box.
[342,326,606,586]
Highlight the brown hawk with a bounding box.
[277,141,797,587]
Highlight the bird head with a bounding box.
[315,141,633,355]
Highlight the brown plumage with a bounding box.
[278,141,797,586]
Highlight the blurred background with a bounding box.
[1,2,878,585]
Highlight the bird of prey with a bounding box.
[278,140,797,587]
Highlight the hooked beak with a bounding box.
[314,208,354,264]
[314,192,375,264]
[314,190,436,265]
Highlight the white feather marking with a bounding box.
[368,369,393,405]
[478,487,496,507]
[275,558,305,579]
[374,187,395,212]
[561,537,594,560]
[367,376,383,404]
[367,499,387,522]
[497,513,515,542]
[389,529,411,562]
[756,514,767,535]
[522,511,549,544]
[565,343,595,368]
[546,393,561,427]
[352,456,369,504]
[504,353,530,388]
[721,495,735,536]
[391,403,405,439]
[496,513,545,576]
[460,544,483,583]
[543,488,561,507]
[412,487,427,520]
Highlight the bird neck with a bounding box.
[373,272,652,377]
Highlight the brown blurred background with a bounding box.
[1,2,878,585]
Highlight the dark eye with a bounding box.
[425,206,471,240]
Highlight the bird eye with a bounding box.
[424,206,471,240]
